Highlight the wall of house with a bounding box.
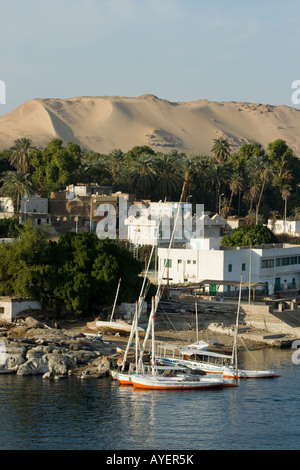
[0,298,41,322]
[21,196,48,214]
[222,245,300,293]
[268,219,300,236]
[158,247,224,284]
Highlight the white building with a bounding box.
[20,195,50,225]
[125,201,193,246]
[125,203,226,247]
[158,242,300,295]
[0,197,14,219]
[268,219,300,237]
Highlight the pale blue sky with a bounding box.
[1,0,300,115]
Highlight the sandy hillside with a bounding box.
[0,94,300,156]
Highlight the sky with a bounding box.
[1,0,300,115]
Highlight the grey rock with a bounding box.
[25,317,44,329]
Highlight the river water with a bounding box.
[0,347,299,451]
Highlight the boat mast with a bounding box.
[121,221,162,373]
[110,277,121,322]
[151,297,156,377]
[195,298,199,342]
[137,176,189,366]
[232,273,243,376]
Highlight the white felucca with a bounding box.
[131,297,225,390]
[157,275,280,379]
[127,177,226,390]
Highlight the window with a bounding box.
[242,263,246,271]
[193,260,196,265]
[261,259,274,269]
[178,259,182,264]
[281,257,290,266]
[276,258,281,267]
[187,260,191,264]
[164,259,172,268]
[228,264,232,272]
[291,256,298,265]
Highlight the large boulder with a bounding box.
[44,353,77,376]
[0,340,26,371]
[24,317,45,329]
[17,358,48,376]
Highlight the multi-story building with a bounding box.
[158,240,300,296]
[20,194,51,226]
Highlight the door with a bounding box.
[275,277,281,292]
[209,284,217,297]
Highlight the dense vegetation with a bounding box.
[0,136,300,223]
[0,135,298,313]
[0,221,144,315]
[221,224,279,247]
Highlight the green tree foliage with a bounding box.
[0,218,23,237]
[221,224,278,247]
[211,137,232,164]
[1,136,300,222]
[0,223,144,315]
[46,233,143,314]
[10,137,36,173]
[0,171,34,212]
[30,139,82,195]
[0,220,51,301]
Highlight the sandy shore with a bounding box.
[61,317,294,355]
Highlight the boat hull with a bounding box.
[157,357,279,379]
[87,320,145,336]
[131,374,224,390]
[117,372,134,385]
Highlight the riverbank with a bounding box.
[0,305,299,380]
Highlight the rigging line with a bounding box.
[240,336,259,363]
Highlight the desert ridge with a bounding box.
[0,94,300,156]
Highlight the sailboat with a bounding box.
[115,233,159,386]
[157,275,280,379]
[131,297,225,390]
[87,277,145,337]
[125,178,226,390]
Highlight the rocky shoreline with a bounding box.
[0,310,298,380]
[0,316,117,380]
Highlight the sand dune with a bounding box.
[0,94,300,156]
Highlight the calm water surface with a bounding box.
[0,348,299,450]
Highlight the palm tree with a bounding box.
[291,207,300,221]
[0,171,34,213]
[187,154,210,204]
[281,185,291,222]
[245,209,263,226]
[129,153,157,199]
[228,172,244,215]
[220,196,230,218]
[255,160,273,223]
[106,149,125,185]
[154,153,185,200]
[10,138,36,173]
[207,160,230,213]
[211,137,232,164]
[82,158,111,186]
